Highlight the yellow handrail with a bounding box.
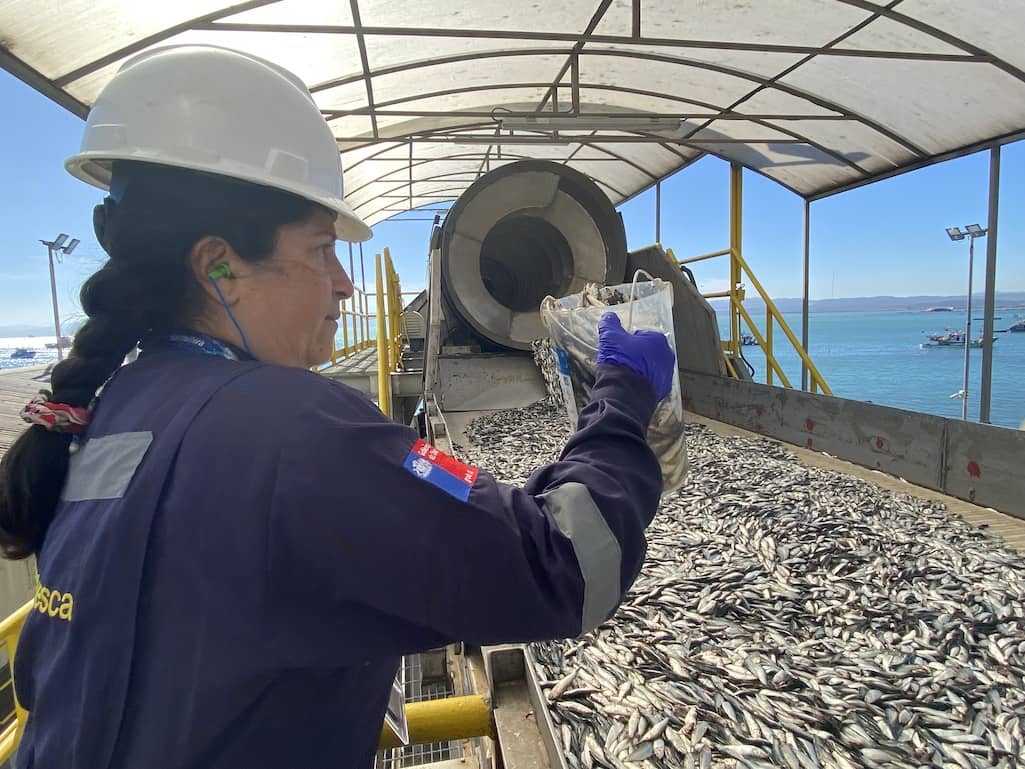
[375,253,392,418]
[0,601,33,765]
[325,285,376,368]
[668,163,832,396]
[0,601,490,759]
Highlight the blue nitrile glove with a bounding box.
[596,312,676,401]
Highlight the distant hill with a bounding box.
[0,319,85,337]
[707,291,1025,314]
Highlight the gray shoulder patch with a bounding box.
[61,431,154,502]
[539,482,623,634]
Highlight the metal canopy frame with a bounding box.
[3,1,1017,417]
[3,0,1024,226]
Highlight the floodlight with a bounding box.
[64,238,80,255]
[946,227,965,241]
[965,224,985,235]
[52,233,69,248]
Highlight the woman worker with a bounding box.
[0,46,674,768]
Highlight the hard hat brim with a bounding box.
[66,153,374,243]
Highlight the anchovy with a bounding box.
[459,401,1025,769]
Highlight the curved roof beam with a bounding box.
[309,46,926,156]
[199,21,987,63]
[53,0,280,87]
[676,1,895,159]
[344,133,661,203]
[833,0,1025,85]
[336,81,870,177]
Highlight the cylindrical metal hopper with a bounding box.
[441,161,627,350]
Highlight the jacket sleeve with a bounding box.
[268,364,662,658]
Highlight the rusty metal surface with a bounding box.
[680,371,1025,520]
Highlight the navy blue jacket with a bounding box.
[14,347,661,769]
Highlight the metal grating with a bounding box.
[376,655,459,769]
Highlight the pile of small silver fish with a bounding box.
[457,401,1025,769]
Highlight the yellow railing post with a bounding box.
[733,250,831,395]
[375,253,392,418]
[0,601,33,764]
[340,297,349,355]
[383,247,403,373]
[675,238,831,395]
[729,163,743,360]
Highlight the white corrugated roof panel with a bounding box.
[1,0,1022,229]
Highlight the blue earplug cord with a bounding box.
[208,274,254,358]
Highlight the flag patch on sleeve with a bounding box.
[403,439,479,501]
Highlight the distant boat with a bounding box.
[921,330,994,349]
[1010,318,1025,333]
[10,348,37,359]
[925,307,954,312]
[44,336,72,349]
[740,334,759,346]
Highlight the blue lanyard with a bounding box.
[153,333,251,361]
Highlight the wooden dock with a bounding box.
[0,366,47,615]
[0,365,50,460]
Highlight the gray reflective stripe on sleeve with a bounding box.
[61,431,154,502]
[538,482,623,634]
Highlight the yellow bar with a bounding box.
[734,298,791,388]
[723,355,739,379]
[766,309,774,387]
[364,290,370,344]
[340,298,349,354]
[375,253,392,418]
[733,250,832,395]
[0,602,31,638]
[0,601,33,763]
[383,248,395,373]
[378,695,492,750]
[729,163,743,360]
[677,247,731,266]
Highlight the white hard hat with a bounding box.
[66,45,372,242]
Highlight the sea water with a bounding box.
[3,310,1023,428]
[725,310,1025,430]
[0,336,62,371]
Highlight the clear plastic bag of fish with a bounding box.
[538,274,688,492]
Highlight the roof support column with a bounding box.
[729,163,742,360]
[655,180,661,243]
[801,198,810,392]
[980,145,1001,424]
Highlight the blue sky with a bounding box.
[1,67,1022,328]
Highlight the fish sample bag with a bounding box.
[538,275,689,492]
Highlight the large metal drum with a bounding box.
[440,161,627,350]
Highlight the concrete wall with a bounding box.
[680,371,1025,519]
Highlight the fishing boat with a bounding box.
[1010,318,1025,333]
[10,348,36,359]
[921,331,994,349]
[44,336,72,349]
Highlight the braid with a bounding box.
[0,160,319,559]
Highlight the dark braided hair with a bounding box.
[0,161,320,558]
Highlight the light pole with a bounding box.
[945,224,988,421]
[39,234,80,362]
